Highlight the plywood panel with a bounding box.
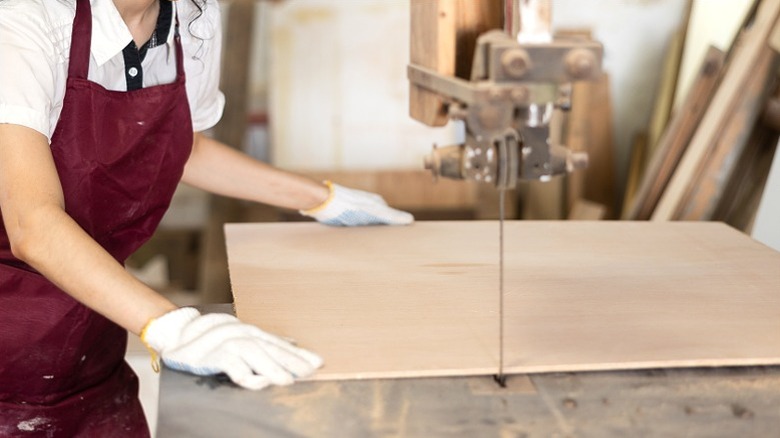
[503,221,780,373]
[228,222,500,380]
[227,222,780,381]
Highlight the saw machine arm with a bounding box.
[408,0,603,189]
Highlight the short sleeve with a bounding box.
[179,0,225,133]
[0,1,61,140]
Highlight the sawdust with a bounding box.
[271,381,342,407]
[17,417,50,432]
[270,382,343,428]
[370,380,385,423]
[369,381,410,435]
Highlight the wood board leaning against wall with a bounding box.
[628,0,780,227]
[227,221,780,381]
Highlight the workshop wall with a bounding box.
[260,0,463,171]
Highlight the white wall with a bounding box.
[753,140,780,253]
[262,0,687,179]
[266,0,461,170]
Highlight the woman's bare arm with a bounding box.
[181,132,329,211]
[0,124,176,335]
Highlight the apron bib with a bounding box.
[0,0,193,434]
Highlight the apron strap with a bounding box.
[69,0,187,82]
[173,10,185,80]
[68,0,92,80]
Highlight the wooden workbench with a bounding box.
[156,306,780,437]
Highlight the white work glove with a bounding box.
[300,181,414,226]
[141,307,323,390]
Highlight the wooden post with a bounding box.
[200,0,256,303]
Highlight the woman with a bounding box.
[0,0,412,435]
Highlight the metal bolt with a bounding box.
[501,49,531,78]
[565,49,597,79]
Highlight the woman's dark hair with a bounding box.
[187,0,206,37]
[185,0,212,61]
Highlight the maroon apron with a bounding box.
[0,0,193,435]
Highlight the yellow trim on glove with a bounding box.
[140,318,161,373]
[301,180,335,215]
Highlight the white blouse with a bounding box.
[0,0,225,142]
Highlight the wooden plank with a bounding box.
[620,132,648,218]
[674,44,779,220]
[227,221,780,381]
[674,0,756,109]
[646,28,686,158]
[712,129,779,232]
[409,0,502,126]
[653,0,780,220]
[454,0,503,79]
[565,74,616,217]
[503,221,780,373]
[409,0,456,126]
[230,221,499,380]
[625,46,725,220]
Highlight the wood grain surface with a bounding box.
[625,46,725,220]
[227,221,780,381]
[565,74,616,217]
[409,0,502,126]
[653,0,780,220]
[674,44,779,220]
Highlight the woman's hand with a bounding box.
[142,307,323,390]
[300,182,414,226]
